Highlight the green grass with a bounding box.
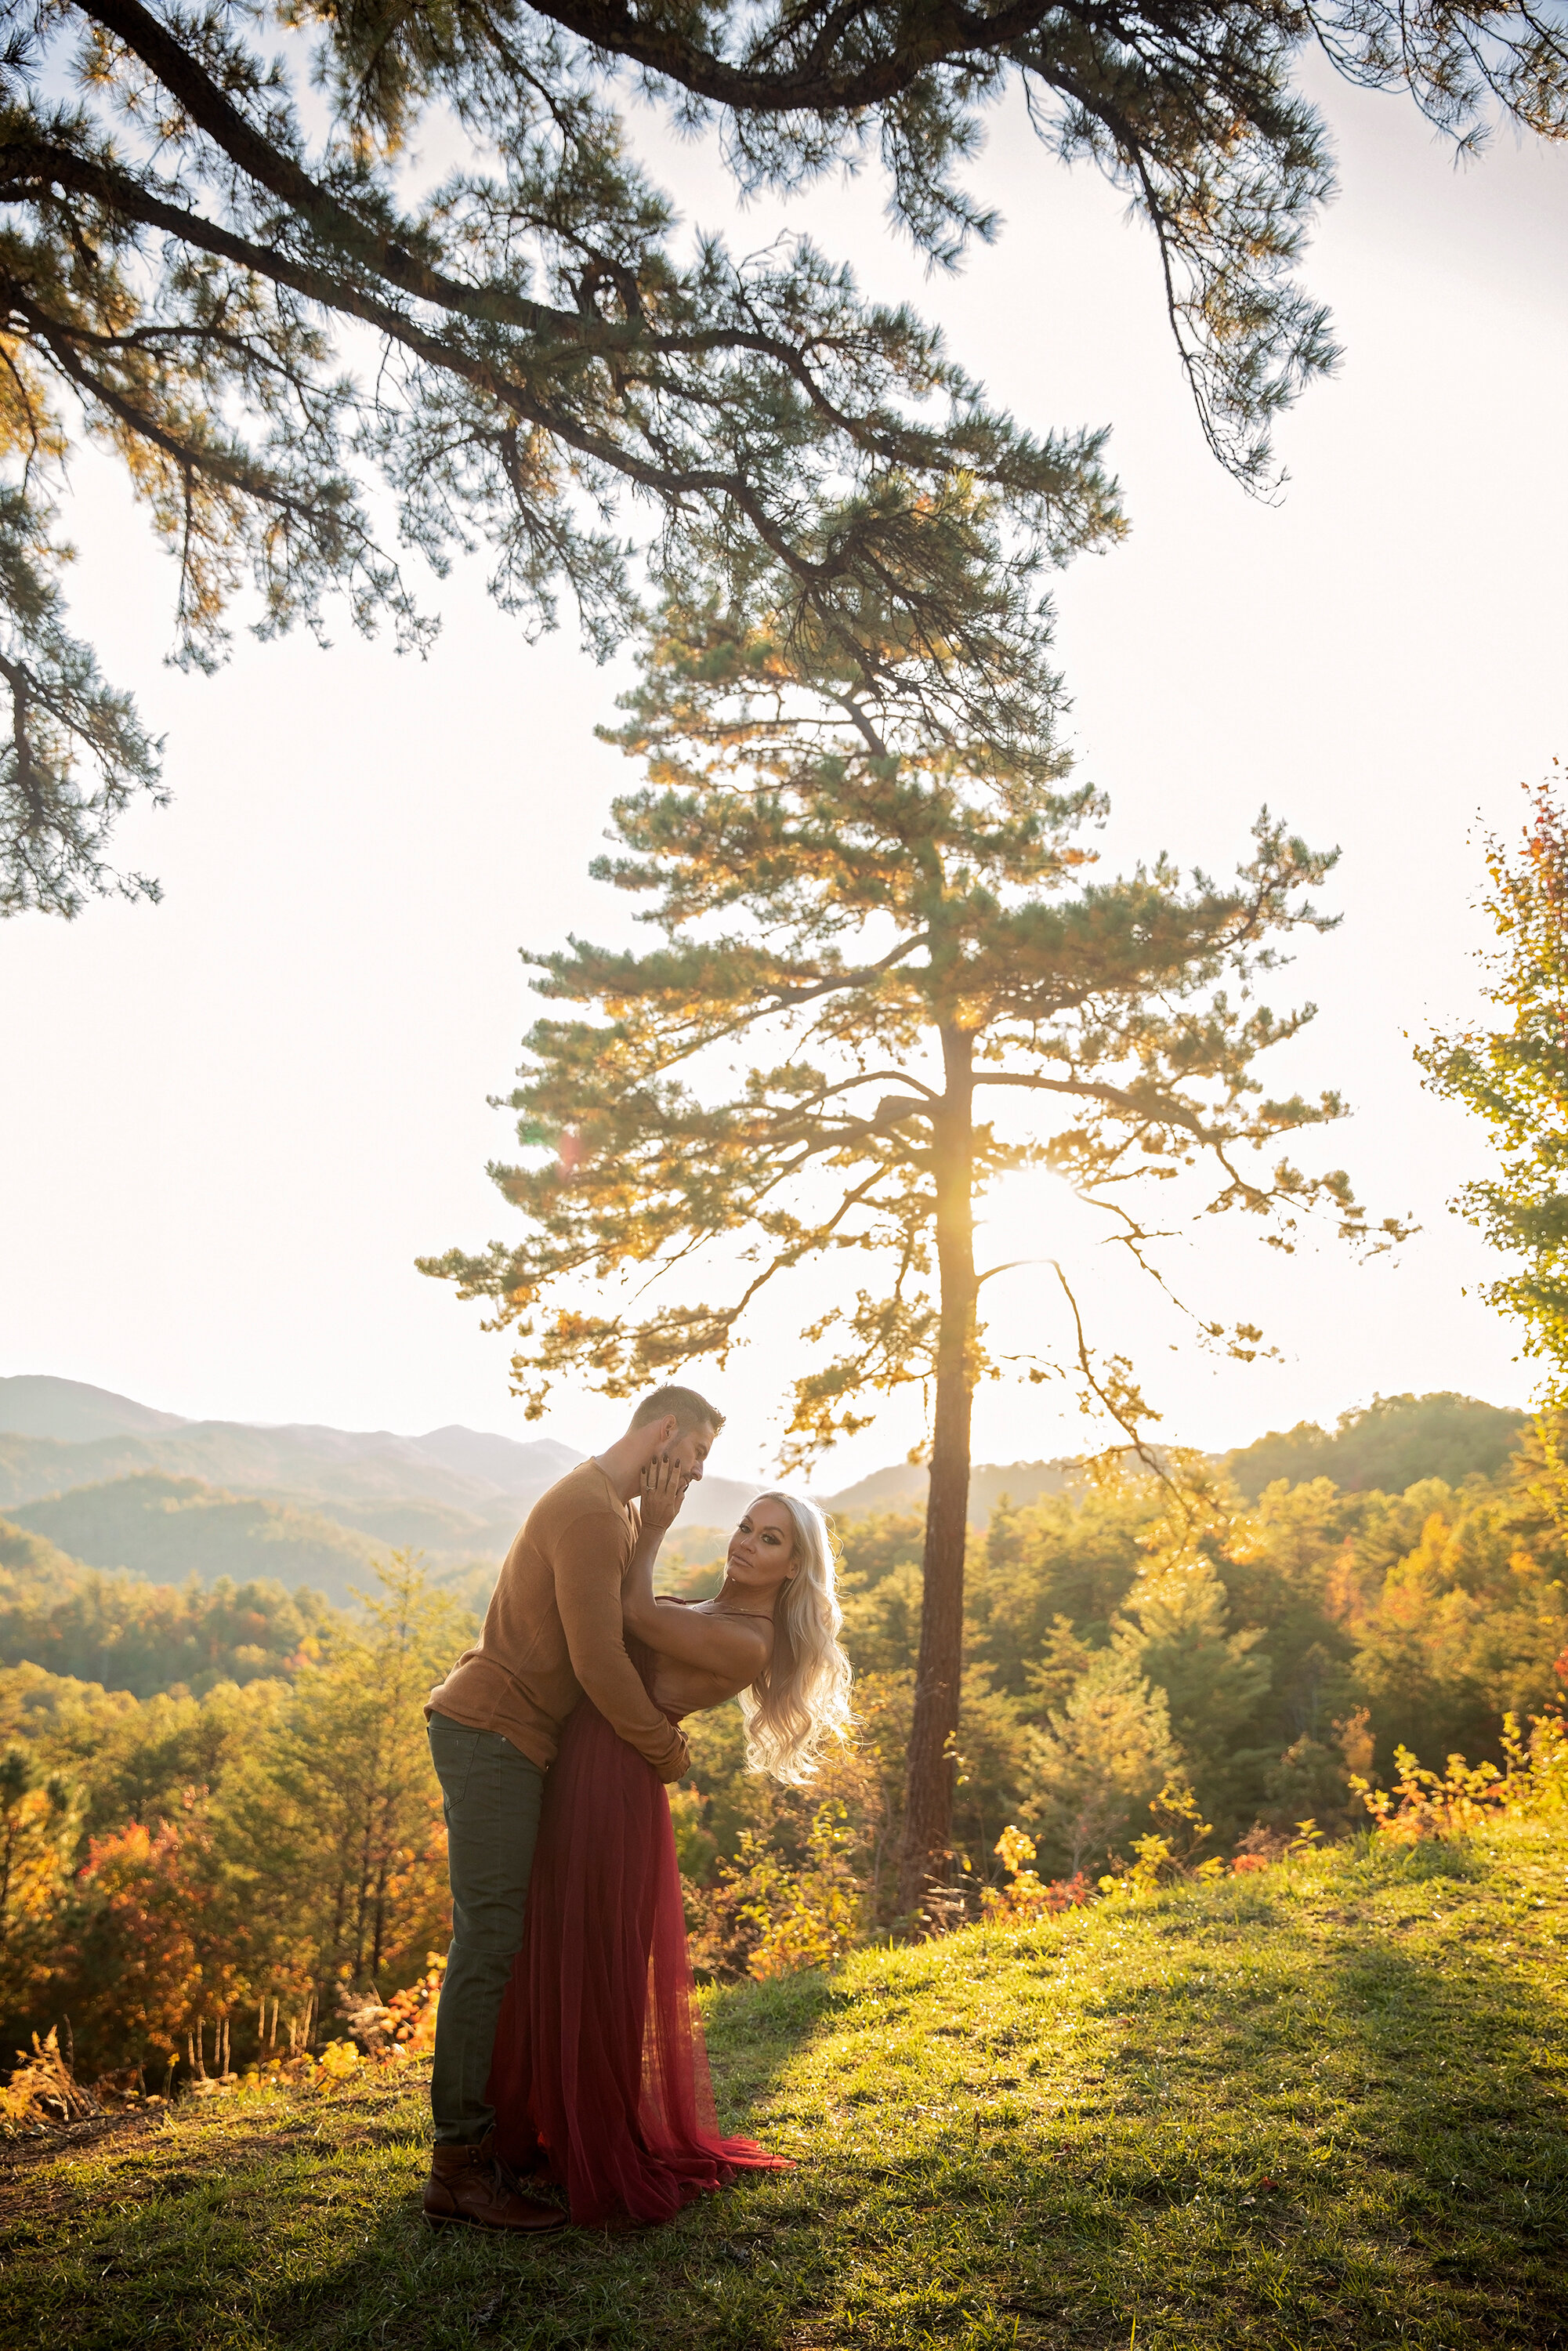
[5,1817,1567,2350]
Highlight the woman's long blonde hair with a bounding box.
[739,1492,853,1784]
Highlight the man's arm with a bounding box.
[554,1511,689,1780]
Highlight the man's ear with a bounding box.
[660,1415,680,1448]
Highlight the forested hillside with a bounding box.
[668,1439,1568,1971]
[0,1555,467,2084]
[7,1477,378,1606]
[0,1559,342,1701]
[1222,1392,1527,1501]
[2,1400,1563,2088]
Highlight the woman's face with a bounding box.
[725,1498,797,1594]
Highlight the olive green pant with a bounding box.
[427,1712,545,2146]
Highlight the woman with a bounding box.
[487,1460,853,2226]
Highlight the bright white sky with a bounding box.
[2,61,1566,1489]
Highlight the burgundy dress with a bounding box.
[486,1647,788,2225]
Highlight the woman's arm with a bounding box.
[621,1454,684,1634]
[624,1458,770,1683]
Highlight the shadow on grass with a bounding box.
[0,1972,842,2351]
[273,2172,820,2351]
[245,1977,840,2351]
[11,1844,1568,2351]
[1088,1843,1568,2348]
[700,1965,843,2127]
[1315,1868,1567,2329]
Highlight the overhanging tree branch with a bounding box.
[4,4,1563,910]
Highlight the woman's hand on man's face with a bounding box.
[639,1453,690,1534]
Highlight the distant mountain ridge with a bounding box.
[815,1458,1075,1523]
[0,1375,190,1441]
[0,1378,591,1563]
[0,1374,1070,1552]
[0,1375,578,1496]
[0,1378,780,1578]
[1,1375,1533,1599]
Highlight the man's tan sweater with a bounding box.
[426,1459,688,1781]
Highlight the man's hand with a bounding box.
[638,1453,690,1535]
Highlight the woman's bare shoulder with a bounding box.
[657,1595,770,1644]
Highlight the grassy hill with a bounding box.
[5,1816,1564,2350]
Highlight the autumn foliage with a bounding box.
[0,1556,465,2094]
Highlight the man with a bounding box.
[421,1383,722,2231]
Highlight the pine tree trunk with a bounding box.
[897,1027,976,1921]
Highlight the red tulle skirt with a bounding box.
[487,1692,788,2226]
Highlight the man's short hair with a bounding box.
[631,1384,726,1436]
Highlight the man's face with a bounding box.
[661,1418,718,1485]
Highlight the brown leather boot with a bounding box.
[422,2137,564,2232]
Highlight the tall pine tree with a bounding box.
[426,562,1403,1913]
